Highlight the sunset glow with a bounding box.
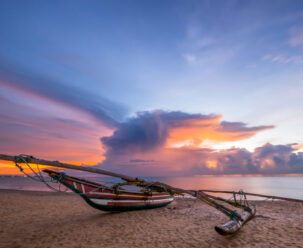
[0,1,303,176]
[165,115,273,149]
[207,160,217,169]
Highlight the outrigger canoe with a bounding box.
[43,169,174,212]
[2,154,279,235]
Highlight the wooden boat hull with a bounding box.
[43,170,174,212]
[80,195,174,212]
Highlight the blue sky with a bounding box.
[1,0,303,175]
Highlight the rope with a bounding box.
[14,155,109,195]
[49,171,114,197]
[227,210,239,220]
[238,190,250,209]
[196,191,241,220]
[14,155,67,192]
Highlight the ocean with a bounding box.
[1,174,302,200]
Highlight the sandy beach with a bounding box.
[1,189,302,248]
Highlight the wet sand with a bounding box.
[1,189,302,248]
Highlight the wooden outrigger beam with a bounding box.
[0,154,139,182]
[199,189,303,204]
[0,154,256,235]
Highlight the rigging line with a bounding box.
[14,155,63,192]
[36,163,66,192]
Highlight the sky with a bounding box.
[0,0,303,176]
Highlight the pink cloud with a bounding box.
[98,143,303,177]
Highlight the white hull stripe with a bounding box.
[81,184,85,194]
[90,197,174,206]
[86,192,170,199]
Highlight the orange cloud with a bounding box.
[207,160,217,169]
[0,136,109,174]
[0,161,54,175]
[166,115,273,148]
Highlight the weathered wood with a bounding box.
[215,205,256,236]
[200,189,303,203]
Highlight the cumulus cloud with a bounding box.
[218,143,303,175]
[98,110,289,176]
[101,110,273,153]
[101,110,173,153]
[101,110,219,153]
[98,142,303,176]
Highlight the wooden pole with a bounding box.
[199,189,303,204]
[205,193,248,210]
[0,154,140,182]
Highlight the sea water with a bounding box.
[0,174,302,200]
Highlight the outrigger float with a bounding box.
[1,154,302,236]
